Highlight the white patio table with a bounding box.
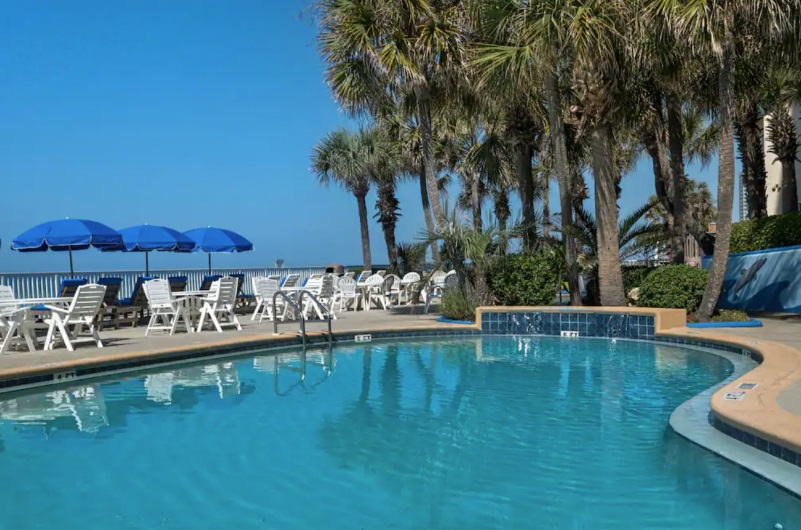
[0,297,74,353]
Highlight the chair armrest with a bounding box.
[43,305,69,314]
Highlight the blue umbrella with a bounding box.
[106,224,196,274]
[184,227,254,273]
[11,218,123,277]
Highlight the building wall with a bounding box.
[763,101,801,215]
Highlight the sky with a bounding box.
[0,0,725,274]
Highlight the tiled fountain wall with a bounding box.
[480,311,655,339]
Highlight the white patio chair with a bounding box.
[385,274,403,306]
[343,271,356,280]
[362,274,385,311]
[43,284,107,351]
[303,275,336,320]
[197,277,242,333]
[143,279,190,335]
[334,277,359,312]
[400,272,422,305]
[424,271,455,314]
[257,278,288,323]
[0,286,35,355]
[368,275,395,310]
[375,270,387,277]
[251,276,271,321]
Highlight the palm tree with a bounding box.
[311,128,373,270]
[651,0,799,320]
[316,0,467,230]
[764,68,801,213]
[363,127,404,271]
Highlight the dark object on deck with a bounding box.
[325,264,345,274]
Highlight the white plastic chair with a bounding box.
[362,274,385,311]
[334,277,359,312]
[43,284,107,351]
[257,278,287,323]
[424,271,454,314]
[197,277,242,332]
[143,279,190,335]
[281,274,300,289]
[355,270,372,285]
[303,275,336,320]
[400,272,421,305]
[343,271,356,280]
[385,274,402,305]
[0,285,35,354]
[369,275,395,310]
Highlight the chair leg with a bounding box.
[56,317,73,352]
[209,309,223,333]
[44,319,56,351]
[197,305,208,331]
[87,317,103,348]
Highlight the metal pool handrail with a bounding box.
[271,290,333,351]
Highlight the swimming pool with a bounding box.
[1,336,799,529]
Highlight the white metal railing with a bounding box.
[0,267,326,299]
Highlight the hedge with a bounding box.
[730,211,801,253]
[637,265,708,313]
[487,250,565,306]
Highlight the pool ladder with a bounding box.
[271,290,333,351]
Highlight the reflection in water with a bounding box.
[268,348,336,396]
[145,362,242,403]
[0,386,108,433]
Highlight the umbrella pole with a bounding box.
[69,248,74,278]
[208,254,212,275]
[145,251,150,276]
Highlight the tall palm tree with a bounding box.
[316,0,467,230]
[311,128,373,270]
[651,0,799,320]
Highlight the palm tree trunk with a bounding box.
[644,134,674,232]
[355,192,372,270]
[417,93,444,226]
[545,69,581,305]
[735,110,767,219]
[515,143,536,249]
[591,125,626,306]
[781,158,798,213]
[666,94,686,265]
[471,173,483,232]
[494,188,510,233]
[542,171,551,237]
[376,182,399,271]
[419,171,440,262]
[698,38,735,321]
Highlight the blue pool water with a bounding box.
[0,337,799,529]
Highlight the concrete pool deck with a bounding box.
[1,304,800,482]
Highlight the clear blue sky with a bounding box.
[0,0,725,274]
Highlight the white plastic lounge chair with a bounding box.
[375,270,387,277]
[334,277,359,312]
[303,275,336,320]
[343,271,356,280]
[355,270,372,285]
[43,284,107,351]
[251,276,269,321]
[257,278,287,323]
[197,277,242,332]
[143,279,190,336]
[281,274,300,289]
[0,286,35,355]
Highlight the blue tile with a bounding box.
[782,448,798,466]
[769,442,784,458]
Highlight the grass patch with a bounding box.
[687,309,750,323]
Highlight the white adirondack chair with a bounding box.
[256,278,287,323]
[143,279,190,335]
[0,285,35,355]
[334,277,359,312]
[43,284,107,351]
[303,275,336,320]
[197,277,241,332]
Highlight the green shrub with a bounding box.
[487,250,564,306]
[637,265,708,312]
[441,285,478,321]
[622,266,655,294]
[730,211,801,253]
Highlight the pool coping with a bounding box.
[2,306,801,492]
